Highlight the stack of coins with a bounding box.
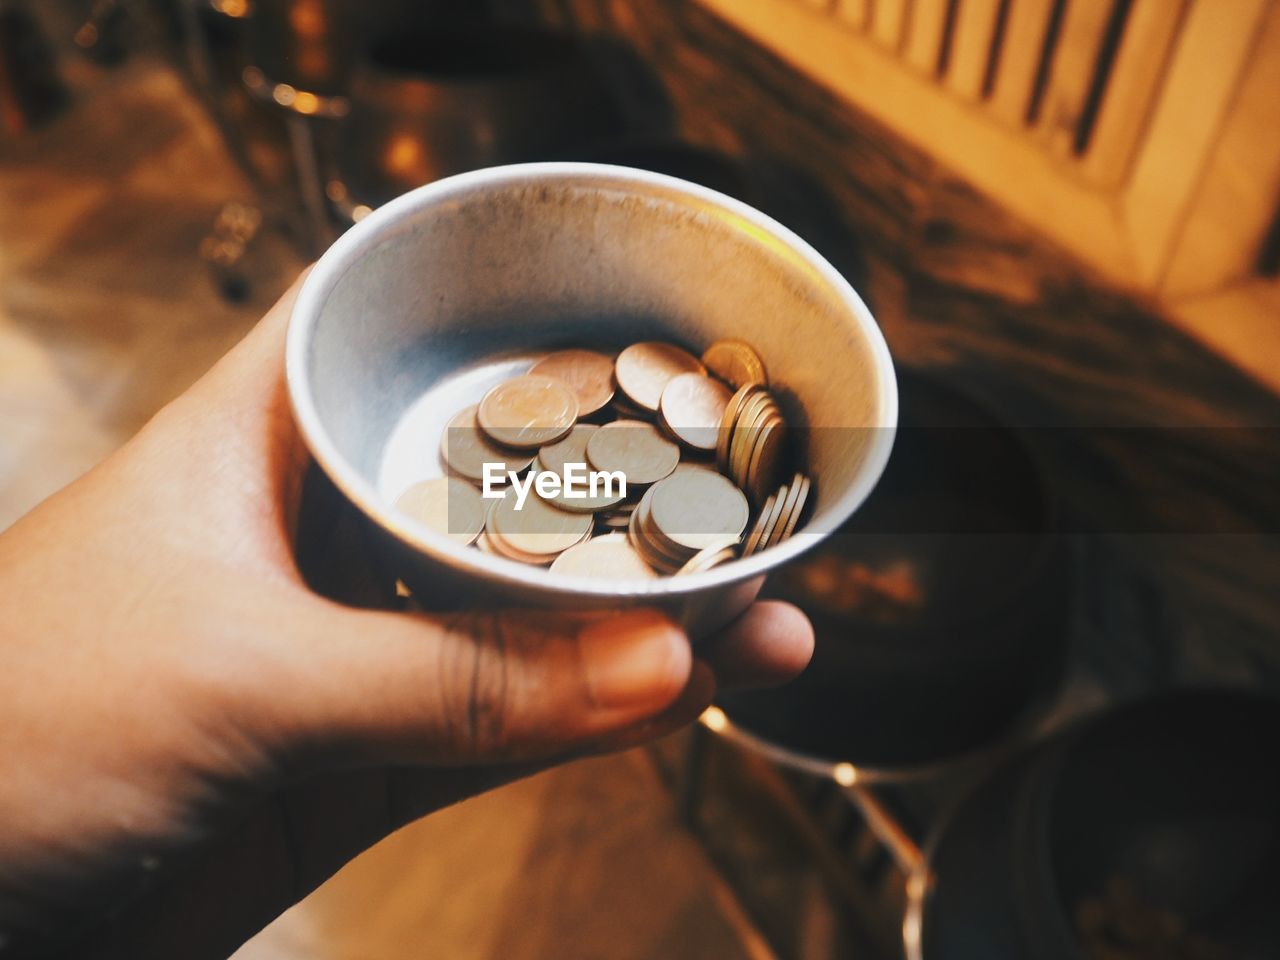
[483,486,593,564]
[742,472,812,557]
[627,467,750,574]
[718,383,790,506]
[396,340,812,581]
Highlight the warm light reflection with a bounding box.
[351,205,373,222]
[73,23,99,48]
[384,133,425,179]
[906,872,927,900]
[289,0,327,40]
[293,91,320,116]
[833,762,857,786]
[212,0,249,17]
[902,870,928,959]
[722,214,824,287]
[271,83,296,108]
[700,705,727,732]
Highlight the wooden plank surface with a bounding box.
[987,0,1057,125]
[869,0,911,51]
[1079,0,1189,187]
[1160,0,1280,296]
[903,0,952,75]
[945,0,1005,100]
[1123,0,1271,285]
[696,0,1137,279]
[1036,0,1118,157]
[836,0,871,31]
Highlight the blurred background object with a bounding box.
[717,370,1073,775]
[0,0,69,134]
[2,1,1279,958]
[918,691,1280,960]
[329,27,633,211]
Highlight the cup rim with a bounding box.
[287,161,898,600]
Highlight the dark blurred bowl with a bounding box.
[717,370,1072,774]
[244,0,491,94]
[914,690,1280,959]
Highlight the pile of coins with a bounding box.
[395,338,812,580]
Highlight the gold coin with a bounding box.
[659,372,732,452]
[729,391,776,486]
[550,533,658,580]
[754,483,790,554]
[741,492,777,557]
[648,469,750,552]
[477,374,579,449]
[776,473,811,545]
[673,460,719,476]
[767,477,805,551]
[440,405,535,482]
[536,423,598,476]
[585,419,680,486]
[701,339,767,389]
[614,341,706,412]
[395,476,485,545]
[676,536,740,575]
[718,383,766,471]
[745,409,789,506]
[538,427,608,512]
[543,469,626,514]
[530,349,616,417]
[488,485,592,558]
[484,532,558,565]
[636,491,696,567]
[730,389,782,489]
[627,491,682,574]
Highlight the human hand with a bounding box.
[0,274,813,958]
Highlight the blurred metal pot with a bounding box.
[716,371,1073,777]
[244,0,492,94]
[332,28,629,208]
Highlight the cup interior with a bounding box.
[289,163,897,595]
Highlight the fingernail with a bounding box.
[580,610,691,710]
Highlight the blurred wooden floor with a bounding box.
[0,56,302,530]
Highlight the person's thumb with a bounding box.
[263,605,693,769]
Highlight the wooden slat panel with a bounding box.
[1161,0,1280,297]
[987,0,1057,125]
[870,0,911,51]
[837,0,871,30]
[904,0,952,74]
[1079,0,1188,186]
[1124,0,1270,285]
[1037,0,1118,157]
[946,0,1005,100]
[697,0,1139,282]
